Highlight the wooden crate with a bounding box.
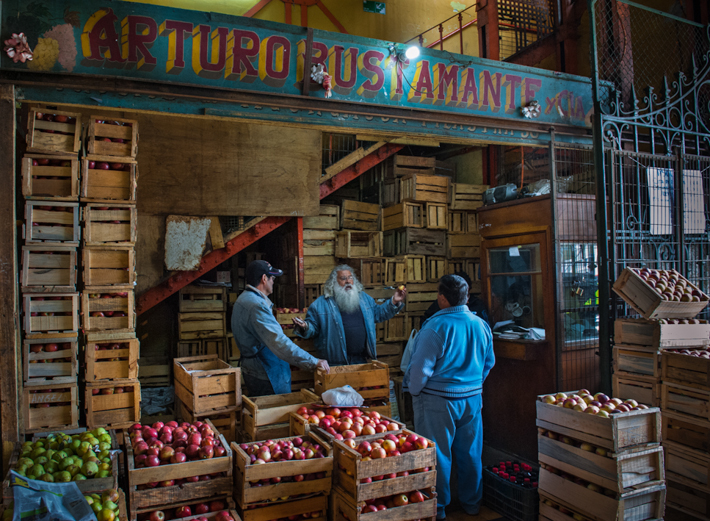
[232,432,332,508]
[340,200,380,231]
[305,284,322,306]
[382,202,424,231]
[405,283,438,313]
[448,211,468,234]
[315,362,390,401]
[384,314,411,342]
[83,203,137,246]
[177,337,228,359]
[425,202,448,230]
[449,183,488,211]
[382,179,400,207]
[663,409,710,454]
[537,433,665,494]
[663,350,710,390]
[125,419,233,520]
[613,346,662,378]
[21,154,80,200]
[23,383,79,432]
[537,479,666,521]
[290,367,314,391]
[85,379,141,429]
[613,267,709,319]
[332,486,436,521]
[446,259,478,283]
[383,228,446,256]
[615,317,710,349]
[275,309,307,325]
[237,493,327,521]
[304,256,337,285]
[178,311,227,340]
[401,173,450,204]
[23,333,78,386]
[164,506,239,521]
[447,233,481,259]
[304,205,340,230]
[241,389,319,442]
[304,230,335,256]
[613,374,661,407]
[26,108,82,154]
[82,287,135,332]
[665,442,710,491]
[179,285,227,313]
[385,256,426,284]
[23,292,79,334]
[335,231,382,258]
[138,360,171,387]
[85,331,140,381]
[24,201,80,245]
[535,394,661,453]
[82,246,136,286]
[81,157,138,203]
[87,116,139,158]
[174,354,242,415]
[386,155,436,178]
[21,245,77,291]
[344,258,385,287]
[175,398,237,444]
[662,382,710,422]
[426,257,447,282]
[666,478,710,521]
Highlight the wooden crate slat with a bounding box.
[81,287,135,332]
[449,183,488,211]
[385,256,426,285]
[335,231,382,258]
[612,373,662,408]
[179,285,227,312]
[446,233,481,259]
[663,409,710,454]
[237,493,327,521]
[426,257,447,282]
[25,201,81,245]
[81,158,138,203]
[23,334,78,386]
[83,204,137,246]
[87,116,139,158]
[383,228,446,257]
[613,346,662,378]
[174,354,242,415]
[241,389,319,441]
[615,317,710,349]
[21,155,80,200]
[26,108,82,155]
[382,202,424,231]
[662,382,710,422]
[315,362,390,401]
[340,200,380,231]
[85,379,141,429]
[21,245,77,291]
[424,202,448,230]
[85,331,139,381]
[23,293,79,334]
[663,349,710,390]
[401,173,450,204]
[23,383,79,433]
[82,246,136,286]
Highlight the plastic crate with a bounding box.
[482,466,539,521]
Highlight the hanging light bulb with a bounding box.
[405,45,420,60]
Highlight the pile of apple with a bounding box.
[35,112,75,127]
[137,500,231,521]
[28,296,74,316]
[297,407,400,440]
[631,267,709,302]
[12,428,113,482]
[541,497,593,521]
[128,421,228,489]
[84,488,121,521]
[357,490,429,513]
[667,347,710,358]
[87,160,132,172]
[538,428,609,458]
[29,341,72,366]
[239,436,327,476]
[541,462,617,499]
[540,390,650,417]
[91,386,134,396]
[88,292,129,318]
[28,387,74,408]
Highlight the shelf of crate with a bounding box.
[23,333,78,386]
[23,293,79,335]
[24,201,80,245]
[174,354,242,415]
[23,383,79,433]
[86,116,139,158]
[21,245,77,291]
[26,108,82,155]
[81,157,138,203]
[241,389,320,442]
[83,203,137,246]
[21,154,80,200]
[85,331,140,381]
[85,379,141,429]
[82,287,135,332]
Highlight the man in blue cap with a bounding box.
[232,260,330,396]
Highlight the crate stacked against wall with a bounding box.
[535,391,666,521]
[81,113,141,430]
[20,107,83,433]
[177,284,229,360]
[447,182,487,294]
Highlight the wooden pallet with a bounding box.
[662,382,710,422]
[315,362,390,401]
[175,398,238,444]
[26,108,82,154]
[426,257,447,282]
[83,203,137,246]
[425,202,448,230]
[81,157,138,203]
[82,287,135,332]
[663,409,710,454]
[236,493,327,521]
[21,245,77,291]
[614,317,710,349]
[449,183,488,211]
[401,173,450,204]
[613,373,661,407]
[178,311,227,340]
[21,154,80,200]
[303,204,340,230]
[232,432,332,508]
[23,292,79,334]
[340,200,380,231]
[174,354,242,415]
[85,331,140,381]
[613,346,662,378]
[241,389,320,442]
[382,202,425,231]
[535,395,661,453]
[23,333,78,385]
[24,201,80,245]
[663,349,710,390]
[383,228,446,257]
[86,116,139,158]
[85,379,141,429]
[405,282,438,313]
[82,246,136,286]
[335,231,382,258]
[385,256,426,284]
[23,383,79,433]
[446,233,481,259]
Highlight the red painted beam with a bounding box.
[297,217,304,308]
[244,0,275,18]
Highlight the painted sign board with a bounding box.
[2,0,595,131]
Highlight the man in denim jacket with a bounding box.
[293,265,406,365]
[405,274,495,519]
[232,260,330,396]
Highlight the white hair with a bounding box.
[323,265,364,297]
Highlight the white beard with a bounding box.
[333,284,361,313]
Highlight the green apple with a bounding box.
[40,473,54,483]
[65,464,80,477]
[72,473,87,481]
[81,461,99,478]
[54,471,71,482]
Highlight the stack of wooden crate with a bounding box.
[81,114,141,430]
[240,388,319,442]
[20,107,83,433]
[177,285,229,359]
[447,183,487,294]
[303,204,340,287]
[536,393,666,521]
[314,362,392,416]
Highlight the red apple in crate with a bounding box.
[194,504,209,515]
[209,501,226,512]
[149,512,165,521]
[409,491,425,503]
[175,506,191,518]
[215,512,234,521]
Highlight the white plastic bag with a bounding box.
[321,385,364,407]
[399,328,418,373]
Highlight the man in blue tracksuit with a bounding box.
[293,265,406,365]
[404,274,495,519]
[232,260,330,396]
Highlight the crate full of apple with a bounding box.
[290,406,403,440]
[332,486,436,521]
[232,433,332,508]
[314,362,390,402]
[613,267,709,319]
[536,390,661,454]
[661,348,710,391]
[135,499,237,521]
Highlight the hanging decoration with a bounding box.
[310,63,333,98]
[4,33,33,63]
[521,99,541,119]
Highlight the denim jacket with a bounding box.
[296,292,403,365]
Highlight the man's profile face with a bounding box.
[337,270,354,290]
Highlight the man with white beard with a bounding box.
[292,265,407,365]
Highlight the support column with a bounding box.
[297,217,305,309]
[476,0,500,60]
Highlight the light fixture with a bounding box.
[388,44,420,63]
[405,45,420,60]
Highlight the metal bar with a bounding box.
[549,134,562,391]
[297,217,305,308]
[617,0,705,27]
[302,27,314,96]
[405,4,478,44]
[439,24,444,51]
[675,148,686,272]
[426,20,478,49]
[459,13,464,54]
[285,2,292,24]
[244,0,276,18]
